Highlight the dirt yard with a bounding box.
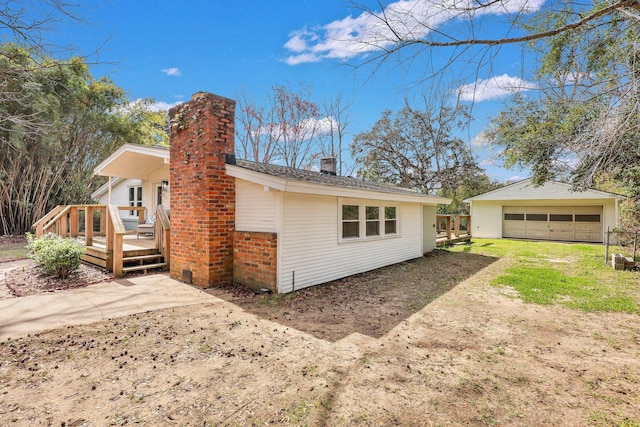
[1,250,639,426]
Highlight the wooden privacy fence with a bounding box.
[436,214,471,246]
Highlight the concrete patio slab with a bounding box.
[0,273,218,340]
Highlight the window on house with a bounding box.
[385,206,397,234]
[340,202,399,241]
[129,186,142,216]
[342,205,359,238]
[366,206,380,237]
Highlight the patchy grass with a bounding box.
[447,239,640,314]
[0,235,28,262]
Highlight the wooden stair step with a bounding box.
[122,262,167,273]
[123,253,164,262]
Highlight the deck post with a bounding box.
[446,216,452,240]
[113,233,123,277]
[453,216,459,238]
[85,206,94,246]
[69,206,78,238]
[99,207,106,236]
[106,207,113,252]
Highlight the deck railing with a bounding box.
[155,205,171,266]
[436,214,472,245]
[33,204,169,277]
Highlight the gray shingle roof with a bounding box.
[234,159,431,197]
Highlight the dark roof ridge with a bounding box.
[233,159,437,198]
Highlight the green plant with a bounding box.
[26,233,86,279]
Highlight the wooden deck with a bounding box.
[436,214,472,247]
[33,204,171,277]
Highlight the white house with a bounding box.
[93,134,451,293]
[91,144,171,229]
[226,159,450,293]
[464,178,626,243]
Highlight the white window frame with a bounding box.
[339,199,400,243]
[128,185,142,216]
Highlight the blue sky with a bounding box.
[49,0,544,182]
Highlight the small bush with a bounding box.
[27,233,86,279]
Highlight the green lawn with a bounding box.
[0,239,28,262]
[446,239,640,314]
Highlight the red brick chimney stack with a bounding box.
[168,92,236,287]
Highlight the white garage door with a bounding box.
[502,206,603,243]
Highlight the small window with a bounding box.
[504,213,524,221]
[342,205,359,238]
[575,214,601,223]
[526,213,548,221]
[385,206,397,234]
[550,214,573,222]
[366,206,380,236]
[129,186,142,216]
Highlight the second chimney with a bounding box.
[320,157,337,175]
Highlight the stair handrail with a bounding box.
[107,204,127,277]
[155,205,171,268]
[33,205,66,237]
[42,205,73,236]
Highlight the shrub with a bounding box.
[27,233,86,279]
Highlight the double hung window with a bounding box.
[341,201,398,241]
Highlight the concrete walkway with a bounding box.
[0,273,219,340]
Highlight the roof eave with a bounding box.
[226,164,451,205]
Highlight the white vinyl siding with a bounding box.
[278,193,422,293]
[147,165,171,211]
[469,202,503,238]
[235,179,278,232]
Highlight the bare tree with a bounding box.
[0,0,81,50]
[346,1,640,76]
[320,94,352,175]
[236,82,330,169]
[236,90,281,164]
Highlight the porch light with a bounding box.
[162,180,169,191]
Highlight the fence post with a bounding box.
[633,230,638,262]
[605,226,610,264]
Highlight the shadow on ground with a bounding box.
[207,250,498,342]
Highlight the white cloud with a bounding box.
[250,116,338,140]
[284,0,545,65]
[123,99,180,113]
[471,132,491,147]
[456,74,537,101]
[161,67,182,77]
[148,101,181,112]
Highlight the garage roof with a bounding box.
[464,178,627,202]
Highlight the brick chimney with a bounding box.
[168,92,236,287]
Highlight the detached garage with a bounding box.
[465,179,626,243]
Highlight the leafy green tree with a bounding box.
[351,99,483,196]
[484,2,640,223]
[0,44,162,235]
[437,174,502,214]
